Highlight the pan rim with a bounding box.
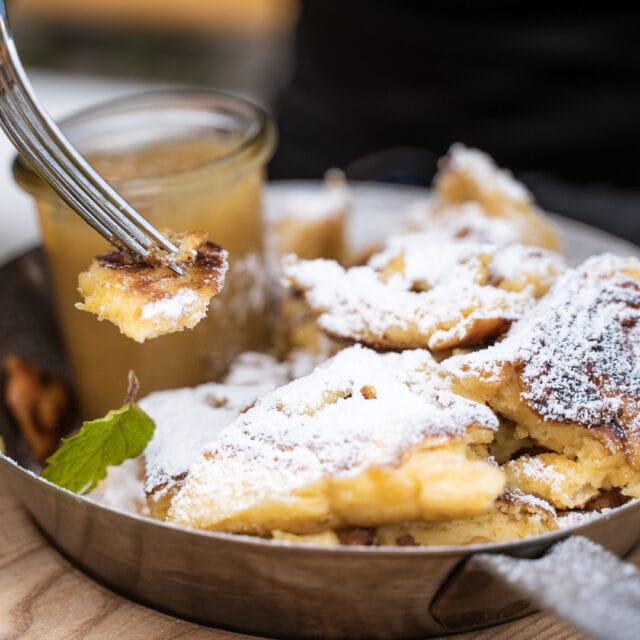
[3,450,638,558]
[2,180,640,560]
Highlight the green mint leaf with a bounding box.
[41,372,154,494]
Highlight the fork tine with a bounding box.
[2,62,155,251]
[0,4,183,265]
[9,69,179,253]
[0,73,149,256]
[9,84,154,251]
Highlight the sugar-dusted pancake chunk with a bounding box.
[265,169,350,264]
[285,238,565,351]
[445,254,640,508]
[406,144,560,250]
[76,230,228,342]
[167,346,504,535]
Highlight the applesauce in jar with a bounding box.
[13,90,276,417]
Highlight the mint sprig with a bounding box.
[41,371,154,494]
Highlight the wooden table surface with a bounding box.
[3,481,630,640]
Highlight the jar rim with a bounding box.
[13,88,276,200]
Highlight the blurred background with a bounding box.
[4,0,640,247]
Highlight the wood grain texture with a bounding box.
[2,481,633,640]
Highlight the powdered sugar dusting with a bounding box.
[446,254,640,436]
[404,200,532,246]
[508,456,567,494]
[556,509,604,529]
[170,346,498,523]
[141,288,201,320]
[89,457,149,515]
[441,143,532,204]
[502,486,557,517]
[284,236,563,350]
[141,352,290,494]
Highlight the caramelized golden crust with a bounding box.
[76,231,228,342]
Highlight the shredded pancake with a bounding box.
[285,239,565,351]
[265,169,349,264]
[406,144,560,250]
[445,254,640,508]
[167,346,504,535]
[76,230,228,342]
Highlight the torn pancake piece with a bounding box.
[445,254,640,507]
[167,346,504,535]
[284,239,565,351]
[419,143,560,251]
[265,169,349,264]
[76,230,228,342]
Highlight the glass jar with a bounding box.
[13,89,276,418]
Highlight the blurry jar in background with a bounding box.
[14,90,276,417]
[11,0,299,109]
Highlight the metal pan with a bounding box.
[2,183,640,640]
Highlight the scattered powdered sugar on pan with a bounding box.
[445,254,640,433]
[140,352,290,495]
[170,346,498,522]
[89,457,149,516]
[555,509,604,529]
[223,350,291,386]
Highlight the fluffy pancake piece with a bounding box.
[167,346,504,534]
[445,254,640,507]
[406,143,560,250]
[76,230,228,342]
[284,238,565,351]
[376,488,558,546]
[265,169,349,264]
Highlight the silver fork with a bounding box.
[0,0,184,274]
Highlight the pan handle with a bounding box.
[473,536,640,640]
